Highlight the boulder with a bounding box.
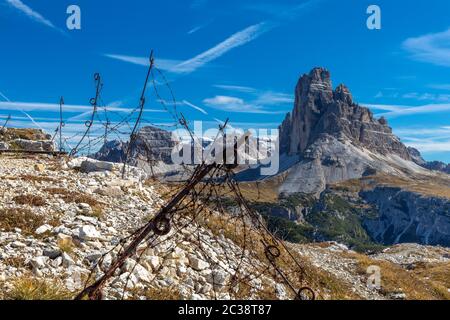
[80,159,115,173]
[188,255,209,271]
[35,224,53,235]
[77,225,101,241]
[12,139,55,152]
[30,256,49,269]
[0,142,8,151]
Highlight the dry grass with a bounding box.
[44,187,104,218]
[202,181,280,204]
[202,211,361,300]
[57,238,75,254]
[13,194,47,207]
[0,174,56,183]
[4,277,73,300]
[332,173,450,200]
[3,256,28,269]
[131,286,182,300]
[343,251,450,300]
[0,208,45,235]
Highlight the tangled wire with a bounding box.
[2,50,319,300]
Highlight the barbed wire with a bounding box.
[0,51,319,301]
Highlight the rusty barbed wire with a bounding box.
[0,52,319,301]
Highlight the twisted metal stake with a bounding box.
[122,50,154,178]
[70,73,102,156]
[1,114,11,130]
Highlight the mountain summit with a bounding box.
[279,67,410,159]
[277,68,426,195]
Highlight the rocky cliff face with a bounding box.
[361,187,450,247]
[280,68,411,159]
[277,68,425,195]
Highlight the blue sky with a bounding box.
[1,0,450,161]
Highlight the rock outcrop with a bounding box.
[0,128,55,152]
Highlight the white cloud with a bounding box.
[401,92,450,102]
[361,103,403,112]
[213,84,257,93]
[428,84,450,91]
[366,103,450,118]
[6,0,60,32]
[403,28,450,67]
[406,140,450,152]
[203,95,286,114]
[254,91,293,105]
[214,85,293,104]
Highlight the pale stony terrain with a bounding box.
[0,155,285,300]
[0,155,449,300]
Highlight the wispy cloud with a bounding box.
[182,100,208,115]
[403,27,450,67]
[428,84,450,91]
[106,0,322,74]
[0,90,11,102]
[392,126,450,154]
[213,84,257,93]
[187,20,213,35]
[103,22,271,74]
[0,101,165,113]
[103,54,182,71]
[364,103,450,118]
[173,22,273,74]
[203,95,287,114]
[254,91,293,105]
[401,92,450,102]
[208,85,293,113]
[191,0,208,9]
[362,103,403,112]
[6,0,62,32]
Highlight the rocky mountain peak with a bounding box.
[280,68,411,161]
[333,83,353,104]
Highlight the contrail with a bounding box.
[20,110,46,132]
[0,91,11,102]
[0,90,46,132]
